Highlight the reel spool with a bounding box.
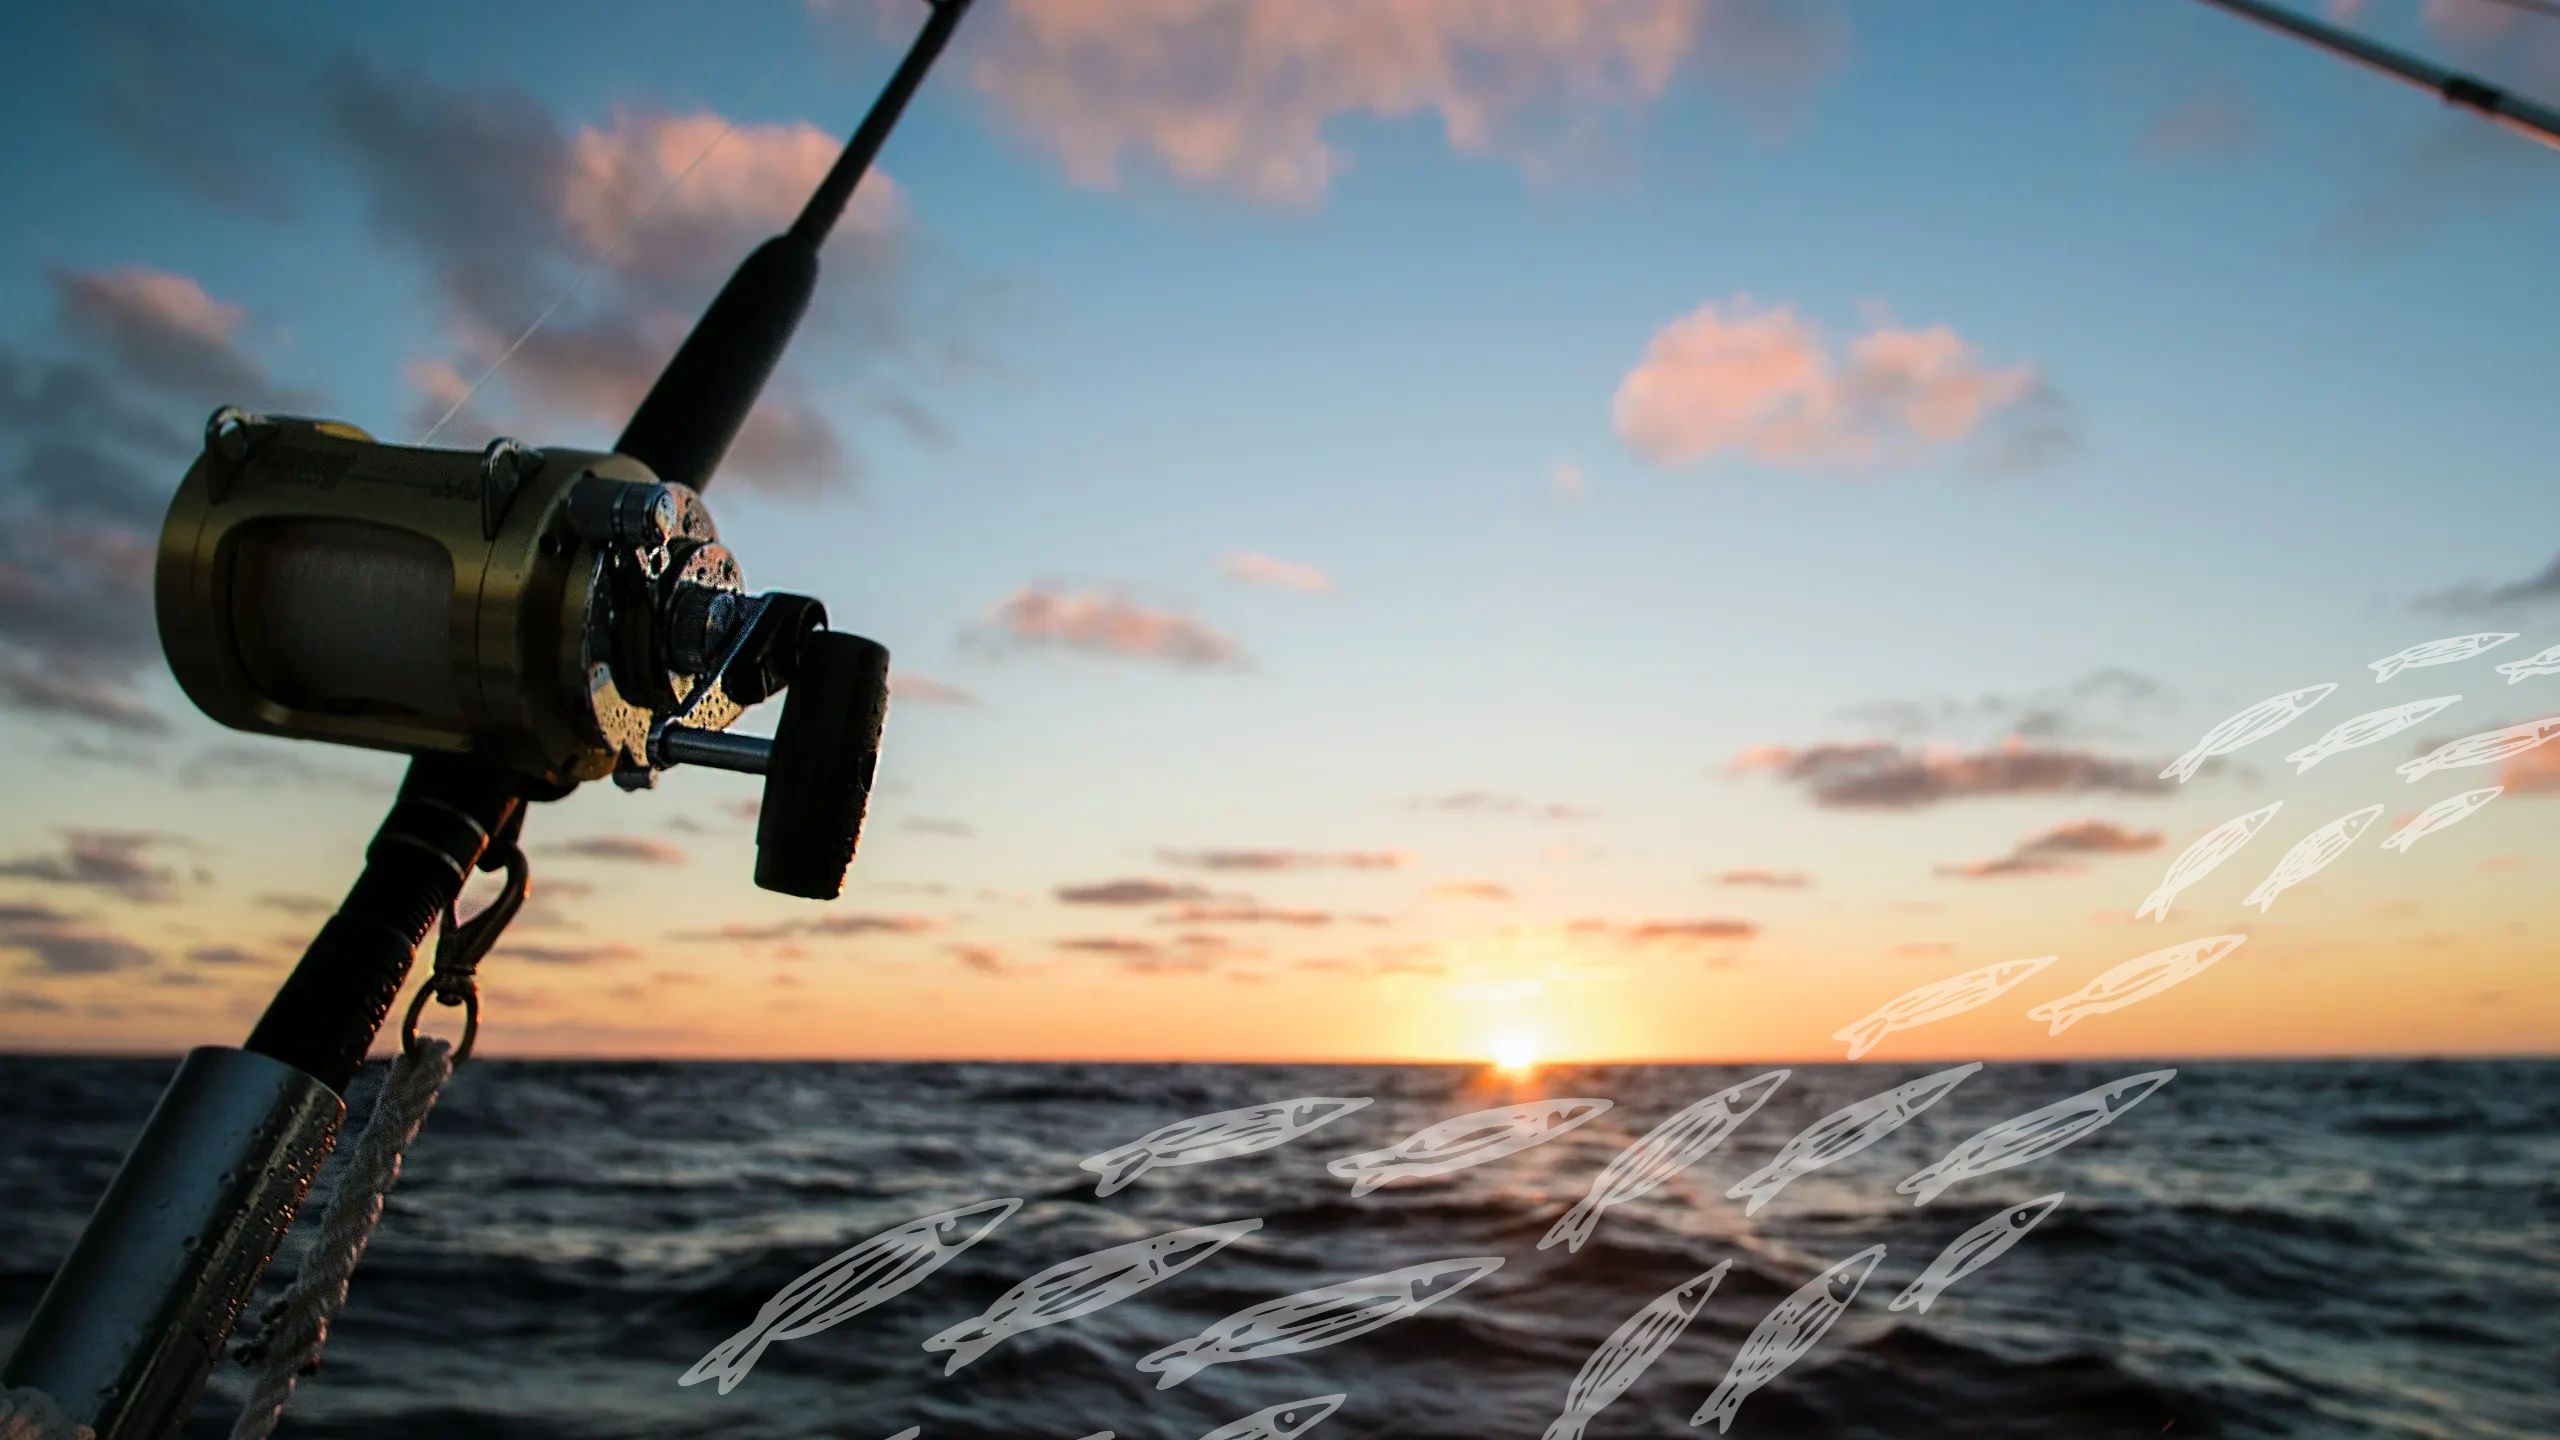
[155,406,888,899]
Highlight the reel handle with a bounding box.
[754,631,890,899]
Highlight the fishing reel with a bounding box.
[154,407,888,899]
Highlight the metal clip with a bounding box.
[400,840,529,1064]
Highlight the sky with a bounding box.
[0,0,2556,1065]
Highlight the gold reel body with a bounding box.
[155,411,743,790]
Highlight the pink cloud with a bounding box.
[890,672,979,706]
[1222,551,1332,593]
[988,585,1244,668]
[2140,92,2258,160]
[2500,743,2560,794]
[561,110,902,287]
[968,0,1758,205]
[1613,296,2044,470]
[54,266,265,396]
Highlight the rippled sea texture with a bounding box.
[3,1058,2554,1439]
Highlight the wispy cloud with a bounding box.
[1937,818,2165,879]
[1729,738,2175,809]
[0,829,184,903]
[1713,868,1811,889]
[672,913,939,942]
[1835,667,2173,743]
[1162,903,1334,927]
[1222,551,1331,593]
[1405,791,1593,820]
[1157,848,1409,872]
[551,835,689,865]
[2418,551,2560,614]
[0,902,155,975]
[1055,878,1215,906]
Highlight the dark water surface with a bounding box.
[2,1058,2553,1439]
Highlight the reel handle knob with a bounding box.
[753,631,891,899]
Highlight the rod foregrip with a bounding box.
[244,757,523,1093]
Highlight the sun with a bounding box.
[1489,1029,1540,1076]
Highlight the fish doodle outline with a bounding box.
[1541,1070,1790,1253]
[921,1215,1263,1374]
[1543,1261,1732,1440]
[1135,1254,1504,1389]
[1690,1244,1885,1434]
[2368,631,2517,682]
[1725,1063,1981,1216]
[2241,804,2384,912]
[1080,1095,1373,1198]
[2281,695,2463,773]
[2160,684,2335,783]
[1328,1097,1612,1197]
[1898,1069,2176,1205]
[2380,787,2502,852]
[1889,1192,2065,1314]
[2024,934,2246,1035]
[679,1196,1021,1394]
[2135,801,2283,922]
[1833,956,2055,1060]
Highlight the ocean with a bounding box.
[2,1057,2553,1439]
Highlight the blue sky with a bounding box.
[1,0,2556,1061]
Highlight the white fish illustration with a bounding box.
[2135,802,2282,922]
[1888,1193,2064,1314]
[1540,1070,1789,1253]
[1542,1262,1731,1440]
[1328,1098,1611,1196]
[2493,642,2560,684]
[679,1196,1020,1394]
[1081,1096,1372,1198]
[1832,956,2055,1060]
[2241,804,2384,912]
[2024,934,2245,1035]
[2369,631,2516,682]
[886,1429,919,1440]
[2397,715,2560,782]
[1689,1245,1884,1434]
[2380,787,2502,853]
[2159,684,2335,783]
[1137,1255,1503,1389]
[922,1216,1261,1374]
[2281,695,2463,773]
[1725,1064,1981,1216]
[1198,1395,1345,1440]
[1898,1070,2175,1205]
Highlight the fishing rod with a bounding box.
[0,2,973,1435]
[2193,0,2560,150]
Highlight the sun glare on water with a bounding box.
[1489,1030,1540,1076]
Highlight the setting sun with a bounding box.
[1490,1030,1540,1075]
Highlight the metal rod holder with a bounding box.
[2,1048,344,1439]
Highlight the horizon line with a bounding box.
[2,1045,2552,1066]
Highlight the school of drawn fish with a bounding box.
[680,632,2540,1437]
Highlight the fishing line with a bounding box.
[414,117,742,444]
